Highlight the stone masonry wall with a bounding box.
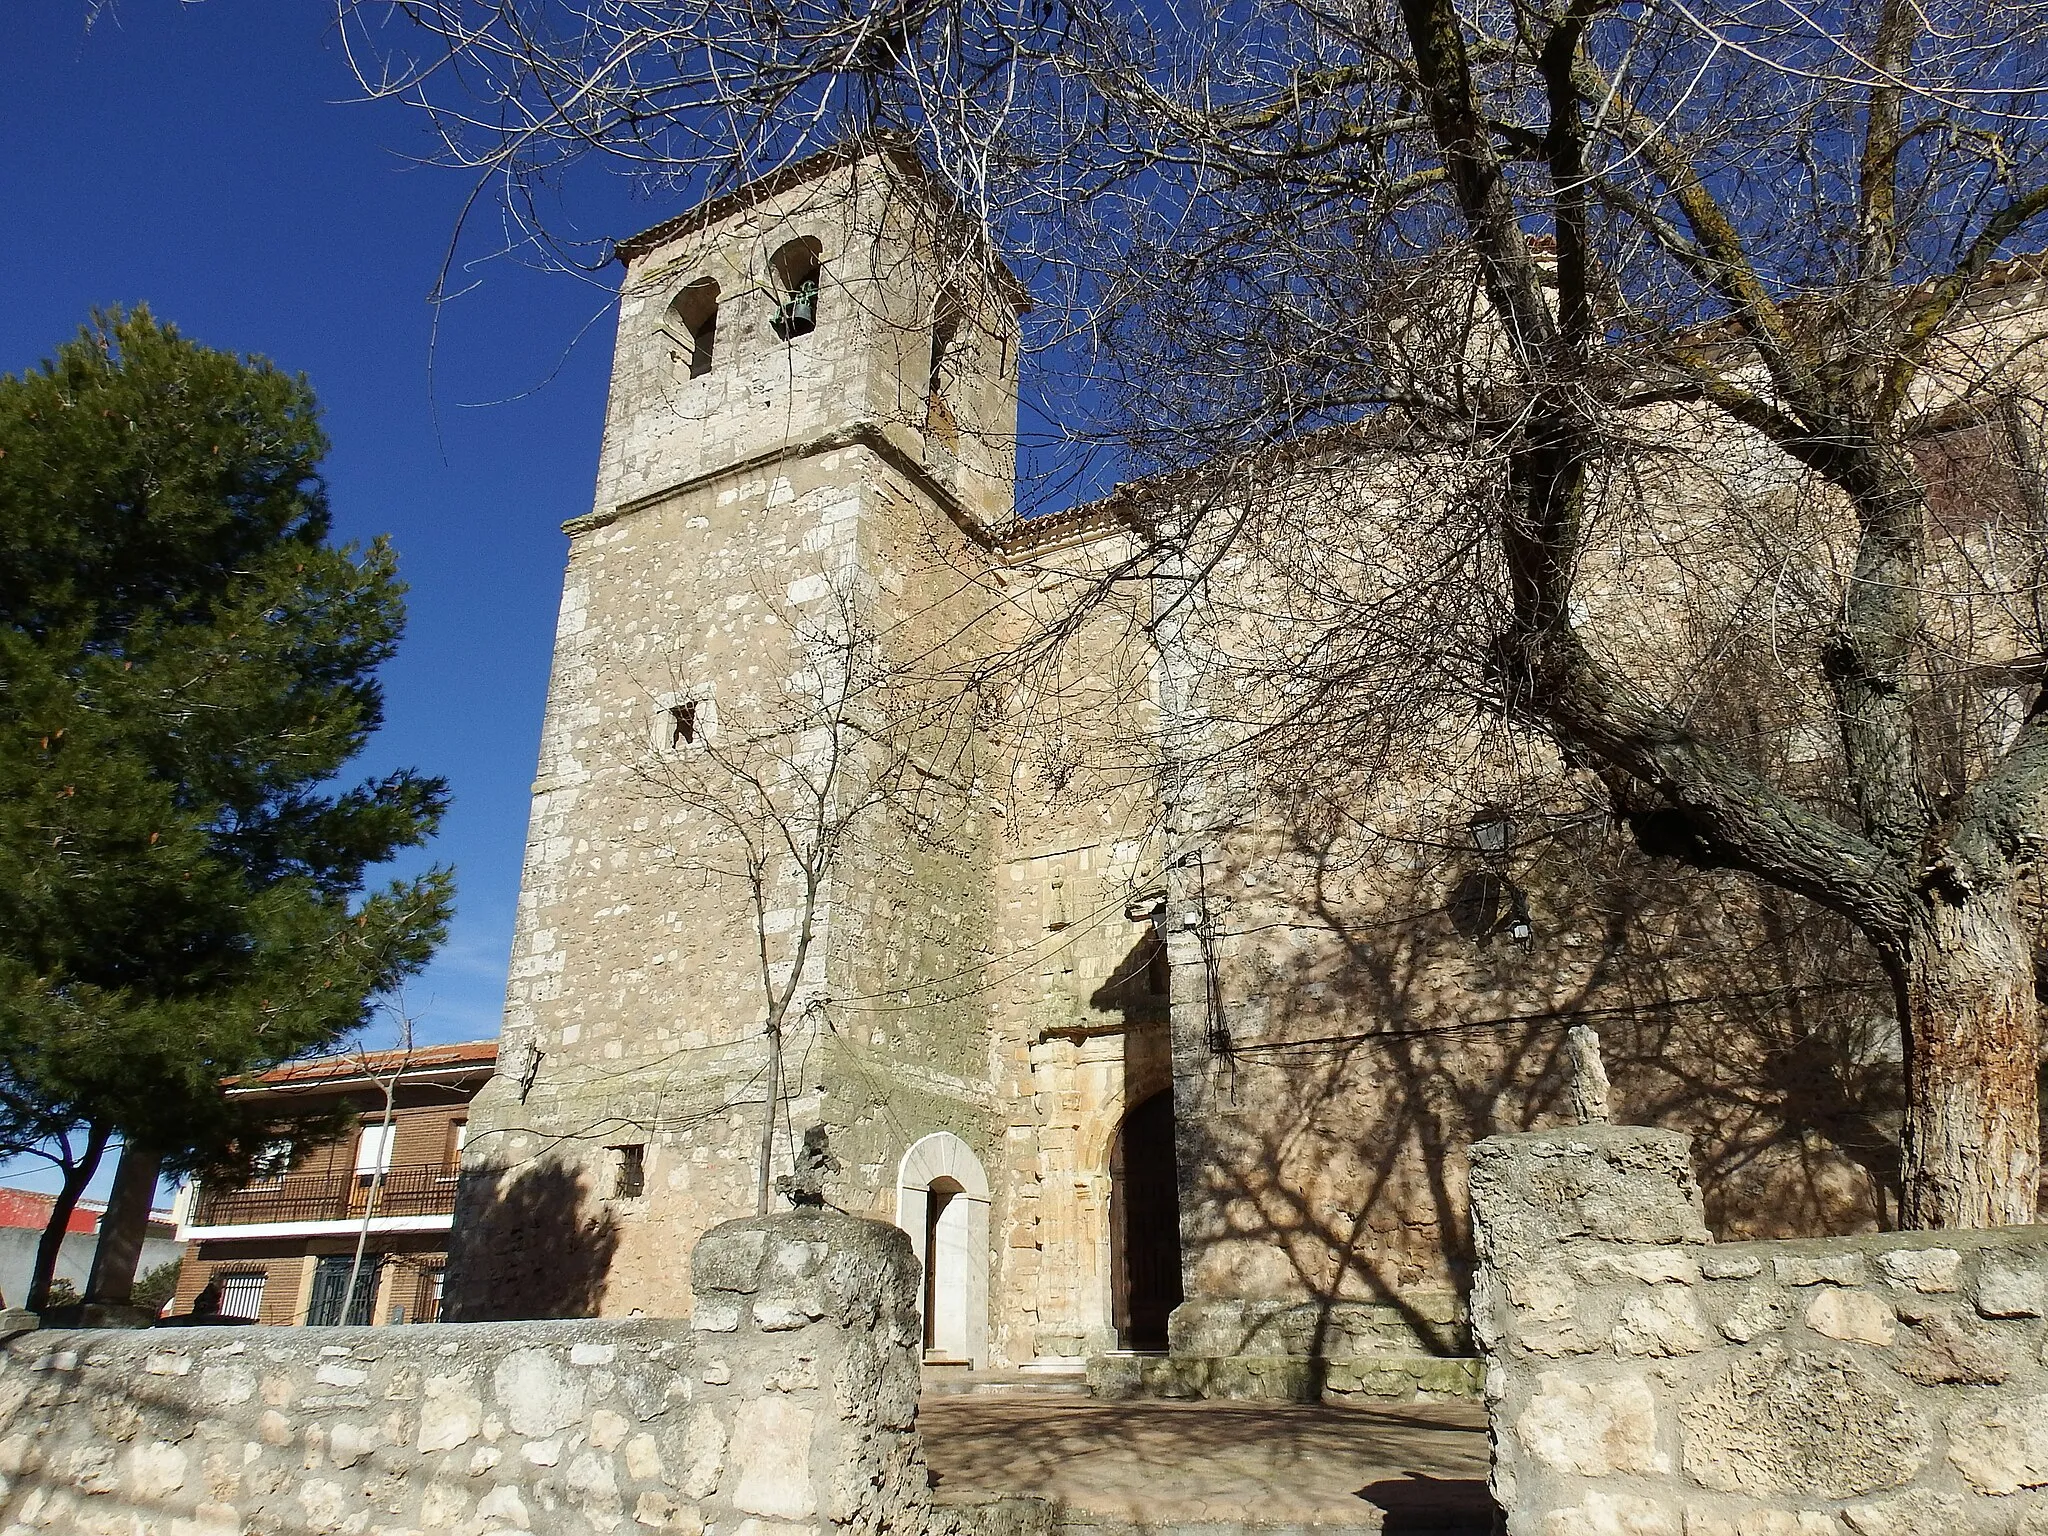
[0,1213,927,1536]
[1470,1123,2048,1535]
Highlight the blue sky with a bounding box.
[1,5,680,1187]
[3,6,662,1061]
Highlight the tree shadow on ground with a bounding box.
[443,1159,620,1320]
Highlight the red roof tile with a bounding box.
[0,1187,98,1235]
[234,1039,499,1091]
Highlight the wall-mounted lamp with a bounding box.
[1451,808,1535,948]
[1125,888,1168,939]
[1468,809,1514,860]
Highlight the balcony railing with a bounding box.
[191,1163,460,1227]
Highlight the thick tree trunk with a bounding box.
[1898,892,2043,1229]
[85,1141,163,1306]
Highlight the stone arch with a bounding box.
[894,1132,990,1368]
[664,277,720,378]
[767,235,824,339]
[1109,1089,1184,1350]
[1077,1050,1174,1177]
[1068,1045,1172,1353]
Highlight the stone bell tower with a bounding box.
[447,146,1024,1338]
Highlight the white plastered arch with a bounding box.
[894,1132,990,1369]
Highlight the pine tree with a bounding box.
[0,309,453,1310]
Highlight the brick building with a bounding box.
[171,1041,494,1326]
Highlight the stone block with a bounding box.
[1976,1258,2048,1319]
[1614,1288,1711,1357]
[1890,1312,2010,1387]
[1516,1372,1664,1476]
[1945,1393,2048,1495]
[417,1377,482,1453]
[1700,1253,1765,1282]
[1712,1286,1790,1345]
[1679,1344,1928,1499]
[1471,1125,1710,1254]
[492,1350,586,1439]
[1803,1291,1895,1346]
[1875,1248,1961,1294]
[730,1399,817,1518]
[1838,1490,1966,1536]
[1163,1297,1470,1364]
[1542,1490,1680,1535]
[1577,1250,1703,1286]
[691,1227,769,1296]
[1772,1254,1865,1288]
[1322,1356,1484,1399]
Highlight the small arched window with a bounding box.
[667,278,720,378]
[769,236,823,340]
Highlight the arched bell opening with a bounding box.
[665,277,720,378]
[768,236,823,340]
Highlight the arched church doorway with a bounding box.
[894,1133,990,1367]
[1109,1089,1183,1350]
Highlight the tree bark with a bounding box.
[757,1020,783,1216]
[1897,891,2043,1228]
[84,1141,163,1306]
[25,1123,111,1312]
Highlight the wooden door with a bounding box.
[1110,1090,1183,1350]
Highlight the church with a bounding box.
[443,144,2043,1392]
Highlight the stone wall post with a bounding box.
[689,1210,930,1536]
[1468,1124,1711,1535]
[1470,1125,2048,1533]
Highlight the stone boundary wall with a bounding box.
[1470,1124,2048,1535]
[0,1212,927,1536]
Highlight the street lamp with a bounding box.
[1468,809,1514,860]
[1461,808,1534,946]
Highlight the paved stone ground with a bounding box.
[918,1395,1496,1533]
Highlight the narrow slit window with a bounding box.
[926,298,962,447]
[610,1143,646,1199]
[667,278,720,378]
[669,701,699,747]
[929,307,960,398]
[770,237,823,340]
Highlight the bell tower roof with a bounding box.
[613,140,1029,313]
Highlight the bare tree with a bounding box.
[341,0,2048,1226]
[633,583,981,1212]
[340,1006,421,1325]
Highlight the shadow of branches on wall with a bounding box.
[443,1159,621,1320]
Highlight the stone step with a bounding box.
[931,1493,1493,1536]
[919,1396,1493,1536]
[1087,1352,1484,1403]
[922,1367,1092,1398]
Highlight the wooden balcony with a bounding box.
[191,1163,460,1227]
